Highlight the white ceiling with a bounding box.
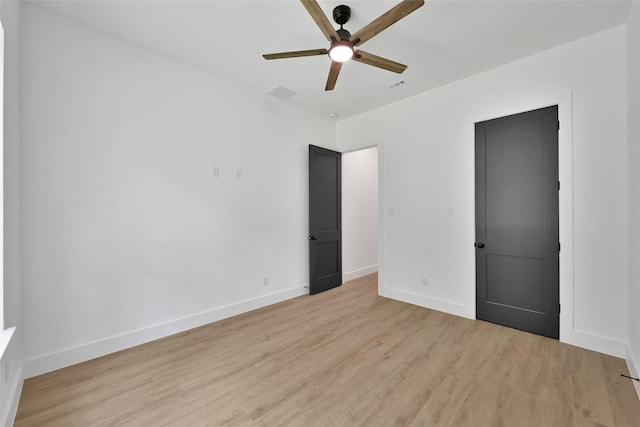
[33,0,631,119]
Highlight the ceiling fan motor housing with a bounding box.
[336,28,352,41]
[333,5,351,26]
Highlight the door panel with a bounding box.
[309,145,342,295]
[486,254,545,313]
[485,123,545,241]
[476,105,559,339]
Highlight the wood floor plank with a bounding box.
[14,274,640,426]
[601,353,640,427]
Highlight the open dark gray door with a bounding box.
[475,105,559,339]
[309,145,342,295]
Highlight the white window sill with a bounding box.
[0,327,15,360]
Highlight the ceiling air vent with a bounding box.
[265,85,296,100]
[389,80,406,89]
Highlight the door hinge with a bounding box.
[558,242,561,252]
[557,121,560,130]
[559,303,561,313]
[558,181,560,190]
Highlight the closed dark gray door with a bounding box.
[309,145,342,295]
[475,105,559,339]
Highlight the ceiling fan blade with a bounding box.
[350,0,425,46]
[300,0,341,42]
[263,49,328,60]
[325,61,343,91]
[353,50,407,74]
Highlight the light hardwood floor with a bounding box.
[15,274,640,426]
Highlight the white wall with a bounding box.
[20,4,335,376]
[342,147,378,282]
[337,26,628,357]
[626,1,640,398]
[1,0,24,425]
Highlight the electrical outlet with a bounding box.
[236,169,243,179]
[422,277,429,287]
[211,166,220,178]
[263,276,269,286]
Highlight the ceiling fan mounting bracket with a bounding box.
[332,5,351,27]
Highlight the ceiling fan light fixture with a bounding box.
[329,42,354,62]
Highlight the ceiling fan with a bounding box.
[263,0,425,91]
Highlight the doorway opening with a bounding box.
[308,144,380,294]
[342,147,379,284]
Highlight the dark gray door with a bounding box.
[309,145,342,295]
[475,105,559,339]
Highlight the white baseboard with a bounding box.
[24,285,308,379]
[379,287,471,319]
[344,265,378,283]
[562,329,627,359]
[626,345,640,401]
[3,364,23,427]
